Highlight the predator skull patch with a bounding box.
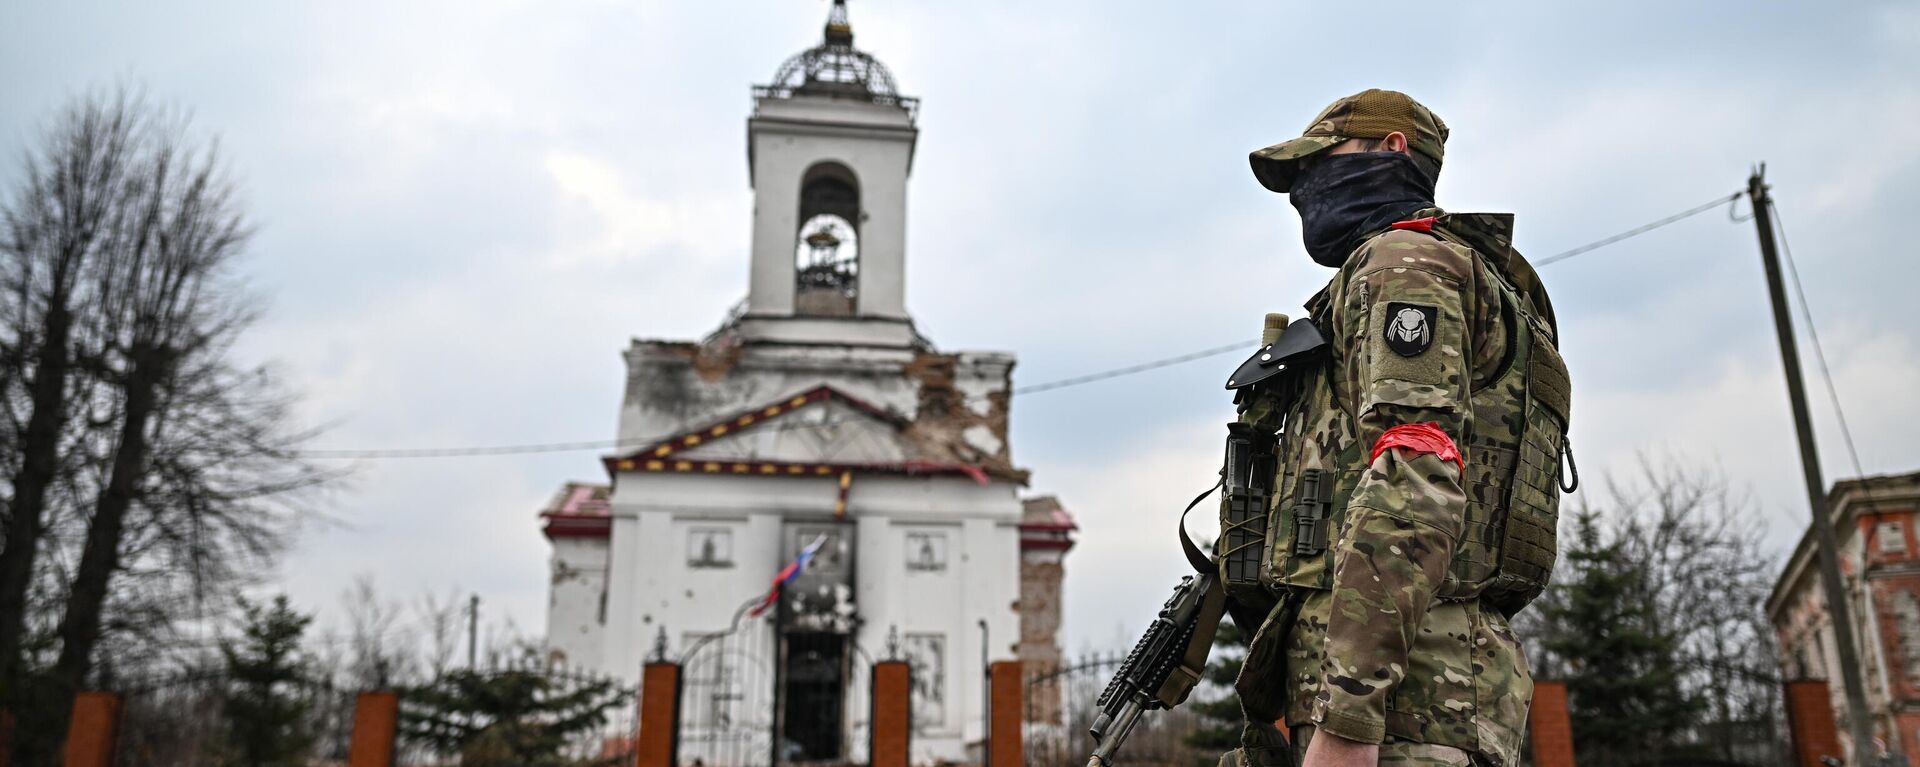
[1383,303,1437,357]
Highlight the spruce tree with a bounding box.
[402,666,626,767]
[221,594,317,767]
[1536,510,1702,767]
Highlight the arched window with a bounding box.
[795,162,859,317]
[1895,590,1920,689]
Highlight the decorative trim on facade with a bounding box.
[607,455,992,485]
[542,515,611,540]
[540,482,614,541]
[1019,496,1079,553]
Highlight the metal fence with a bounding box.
[1025,653,1211,767]
[393,664,639,767]
[93,663,639,766]
[111,671,357,766]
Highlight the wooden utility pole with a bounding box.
[467,594,479,670]
[1748,166,1878,766]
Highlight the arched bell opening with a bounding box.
[795,162,860,317]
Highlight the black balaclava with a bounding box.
[1287,151,1436,267]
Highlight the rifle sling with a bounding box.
[1158,480,1231,708]
[1178,479,1223,575]
[1155,574,1227,708]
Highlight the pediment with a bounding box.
[608,385,912,469]
[675,398,908,464]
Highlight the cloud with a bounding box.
[541,148,740,272]
[3,0,1917,653]
[1038,417,1225,643]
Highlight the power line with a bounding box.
[1533,192,1741,266]
[1770,198,1867,479]
[1010,192,1741,395]
[1012,341,1252,395]
[297,417,847,460]
[300,191,1739,460]
[298,438,644,460]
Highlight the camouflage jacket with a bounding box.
[1245,210,1544,766]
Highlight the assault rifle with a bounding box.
[1086,569,1226,767]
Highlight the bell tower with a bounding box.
[739,0,921,348]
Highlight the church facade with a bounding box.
[539,4,1075,764]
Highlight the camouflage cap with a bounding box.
[1249,89,1450,193]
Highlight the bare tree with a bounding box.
[417,587,467,680]
[1517,456,1786,766]
[340,575,415,689]
[0,87,148,699]
[2,88,332,764]
[1608,459,1784,764]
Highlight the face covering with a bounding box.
[1288,151,1436,267]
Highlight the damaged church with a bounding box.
[538,3,1076,764]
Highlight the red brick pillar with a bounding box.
[0,708,14,767]
[636,662,682,767]
[989,661,1024,767]
[1529,680,1576,767]
[348,690,400,767]
[62,691,123,767]
[872,660,912,767]
[1785,680,1845,767]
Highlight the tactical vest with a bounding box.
[1219,217,1572,617]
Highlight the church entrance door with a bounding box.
[778,632,848,762]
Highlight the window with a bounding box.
[1881,521,1908,553]
[1895,591,1920,690]
[904,531,948,572]
[688,528,734,568]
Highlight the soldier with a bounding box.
[1219,90,1572,767]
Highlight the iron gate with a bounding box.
[680,604,778,767]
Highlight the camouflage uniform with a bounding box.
[1225,91,1570,767]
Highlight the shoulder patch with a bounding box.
[1383,302,1437,357]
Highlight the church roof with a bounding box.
[1020,496,1079,531]
[1020,496,1079,552]
[759,0,915,112]
[539,481,611,540]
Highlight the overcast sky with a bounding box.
[4,1,1918,654]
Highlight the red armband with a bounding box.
[1370,423,1464,470]
[1389,216,1438,233]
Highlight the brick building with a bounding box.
[1769,470,1920,765]
[1016,496,1077,725]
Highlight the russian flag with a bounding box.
[748,533,830,618]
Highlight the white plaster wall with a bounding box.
[601,502,787,682]
[545,537,609,671]
[598,510,657,682]
[852,507,1022,760]
[602,469,1018,521]
[594,464,1023,762]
